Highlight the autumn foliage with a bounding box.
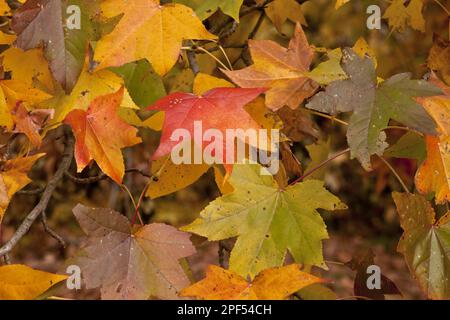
[0,0,449,301]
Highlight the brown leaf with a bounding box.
[72,204,196,300]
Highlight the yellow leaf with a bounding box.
[146,154,210,199]
[383,0,425,33]
[1,80,52,106]
[428,36,450,85]
[94,0,216,75]
[265,0,307,33]
[352,37,377,68]
[0,0,9,15]
[335,0,349,9]
[193,73,233,95]
[0,32,15,45]
[0,264,67,300]
[43,62,137,126]
[0,154,45,222]
[180,264,323,300]
[2,47,55,92]
[0,86,12,129]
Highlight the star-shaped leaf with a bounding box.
[72,204,196,300]
[12,0,100,92]
[392,192,450,300]
[183,164,346,278]
[265,0,307,33]
[94,0,216,75]
[222,23,318,111]
[0,264,67,300]
[180,264,323,300]
[306,48,440,170]
[147,86,265,173]
[416,76,450,203]
[64,87,142,184]
[382,0,425,33]
[0,153,45,222]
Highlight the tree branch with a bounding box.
[41,211,66,249]
[65,168,151,184]
[0,127,74,257]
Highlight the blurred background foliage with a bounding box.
[1,0,449,299]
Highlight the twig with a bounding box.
[65,171,107,184]
[130,182,149,226]
[289,148,351,185]
[65,168,151,184]
[16,187,45,195]
[218,240,228,268]
[187,49,200,75]
[377,155,410,193]
[0,127,74,257]
[248,11,265,40]
[41,211,66,249]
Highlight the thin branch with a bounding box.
[65,168,151,184]
[41,211,66,249]
[0,127,74,257]
[187,49,200,75]
[16,187,45,195]
[290,148,351,186]
[248,11,265,40]
[377,155,410,193]
[432,0,450,16]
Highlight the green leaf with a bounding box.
[392,192,450,300]
[306,48,441,170]
[111,59,166,107]
[306,49,347,85]
[297,283,337,300]
[175,0,243,21]
[384,131,426,162]
[183,164,346,278]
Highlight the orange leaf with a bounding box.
[64,87,142,184]
[416,76,450,203]
[11,103,45,147]
[222,23,318,111]
[180,264,323,300]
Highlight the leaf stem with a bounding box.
[193,46,231,71]
[432,0,450,16]
[377,155,410,193]
[120,184,138,211]
[301,108,349,126]
[130,182,150,226]
[289,148,351,186]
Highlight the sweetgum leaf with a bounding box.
[180,264,323,300]
[72,204,196,300]
[393,192,450,300]
[183,164,346,278]
[12,0,99,93]
[306,48,440,170]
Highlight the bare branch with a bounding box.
[41,211,66,249]
[187,49,200,75]
[65,168,151,184]
[0,127,74,257]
